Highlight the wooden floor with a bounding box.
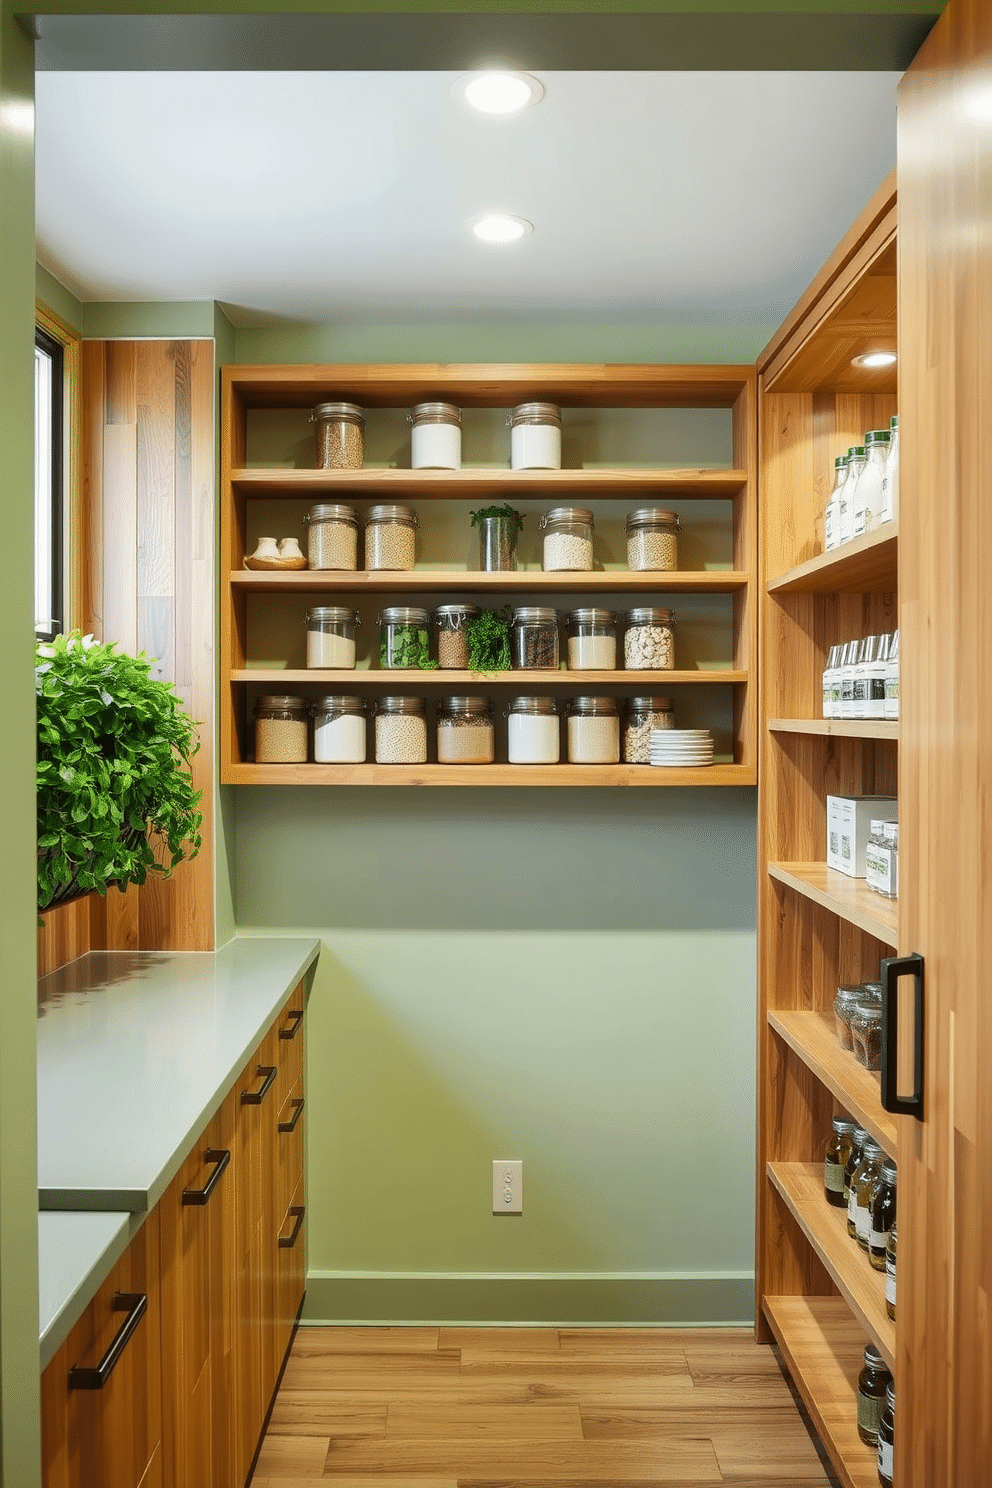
[251,1326,839,1486]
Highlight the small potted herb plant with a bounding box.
[470,503,524,572]
[36,632,203,912]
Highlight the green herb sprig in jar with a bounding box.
[466,609,512,673]
[470,504,524,572]
[380,625,437,670]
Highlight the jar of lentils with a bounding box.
[303,502,358,570]
[374,696,427,764]
[379,606,432,669]
[540,506,594,571]
[435,604,477,669]
[508,402,562,469]
[254,695,309,763]
[312,695,367,764]
[624,607,677,670]
[305,606,360,669]
[511,607,560,670]
[366,503,418,571]
[408,401,462,470]
[507,696,560,764]
[566,696,620,764]
[626,507,680,571]
[436,696,495,764]
[310,401,365,470]
[623,696,674,763]
[566,608,617,670]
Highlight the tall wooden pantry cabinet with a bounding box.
[756,3,992,1486]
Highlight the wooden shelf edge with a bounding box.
[230,466,749,496]
[767,1162,895,1370]
[763,1295,882,1488]
[230,568,749,593]
[767,863,898,946]
[220,762,757,787]
[230,669,748,686]
[768,718,899,741]
[766,526,898,595]
[767,1009,898,1158]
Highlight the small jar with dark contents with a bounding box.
[824,1116,858,1208]
[877,1380,895,1485]
[856,1343,892,1446]
[869,1158,897,1272]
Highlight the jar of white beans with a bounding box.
[374,696,428,764]
[540,506,594,572]
[625,508,680,571]
[624,607,677,670]
[565,696,620,764]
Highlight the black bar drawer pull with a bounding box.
[279,1008,304,1041]
[182,1148,231,1206]
[68,1292,147,1390]
[278,1205,306,1249]
[241,1064,277,1105]
[881,952,925,1120]
[278,1097,305,1134]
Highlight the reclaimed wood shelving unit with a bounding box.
[220,364,757,786]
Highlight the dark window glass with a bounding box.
[35,326,64,640]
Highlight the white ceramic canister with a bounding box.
[408,402,462,470]
[507,696,560,764]
[312,695,367,763]
[508,402,562,470]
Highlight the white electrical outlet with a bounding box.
[492,1159,523,1214]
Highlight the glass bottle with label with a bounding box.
[884,630,900,720]
[869,1158,897,1271]
[824,455,848,551]
[844,1127,868,1223]
[847,1131,872,1238]
[885,1221,897,1320]
[877,1380,895,1487]
[855,1141,885,1251]
[824,1116,858,1207]
[857,1345,892,1447]
[838,445,867,545]
[822,644,841,719]
[878,414,899,527]
[852,428,891,537]
[840,639,862,719]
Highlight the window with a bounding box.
[34,325,64,640]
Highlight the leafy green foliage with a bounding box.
[379,625,438,669]
[36,633,203,911]
[469,503,525,537]
[466,609,512,672]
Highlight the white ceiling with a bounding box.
[34,71,900,326]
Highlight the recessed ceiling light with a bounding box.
[471,214,533,244]
[462,72,544,114]
[852,351,898,369]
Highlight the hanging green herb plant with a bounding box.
[470,504,524,572]
[466,609,512,673]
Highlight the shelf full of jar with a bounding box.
[231,668,748,686]
[220,760,756,788]
[767,1009,898,1159]
[229,467,749,499]
[231,569,748,595]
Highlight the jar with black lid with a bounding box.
[856,1344,892,1446]
[511,607,560,670]
[877,1380,895,1486]
[824,1116,858,1208]
[869,1158,897,1271]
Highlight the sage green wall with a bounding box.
[36,261,80,328]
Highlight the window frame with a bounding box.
[34,324,64,642]
[34,300,81,642]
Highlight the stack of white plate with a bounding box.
[649,728,714,767]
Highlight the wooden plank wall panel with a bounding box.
[81,339,215,953]
[898,4,992,1484]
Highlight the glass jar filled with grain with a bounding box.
[507,696,560,764]
[565,696,620,764]
[566,609,617,670]
[625,508,680,571]
[254,695,309,764]
[379,607,432,669]
[305,606,360,669]
[511,607,560,670]
[435,604,478,669]
[436,696,495,765]
[310,402,365,470]
[833,983,864,1051]
[539,507,594,572]
[303,502,359,570]
[624,607,677,670]
[623,696,674,764]
[366,504,418,571]
[374,696,427,765]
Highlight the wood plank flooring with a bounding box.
[251,1327,838,1487]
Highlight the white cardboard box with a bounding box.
[826,794,899,877]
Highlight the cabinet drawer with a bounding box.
[274,980,306,1095]
[274,1175,306,1371]
[42,1212,162,1488]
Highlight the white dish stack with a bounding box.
[648,728,714,767]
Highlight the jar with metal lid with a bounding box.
[855,1141,885,1251]
[851,993,884,1071]
[834,984,864,1051]
[475,505,524,572]
[540,507,594,571]
[506,696,560,764]
[844,1126,868,1217]
[408,401,461,470]
[856,1344,891,1446]
[379,606,432,669]
[436,604,478,669]
[877,1381,895,1487]
[305,606,360,669]
[310,401,364,470]
[623,696,674,764]
[508,402,562,469]
[869,1157,897,1271]
[366,504,418,571]
[885,1221,897,1320]
[374,696,427,765]
[254,695,309,764]
[566,696,620,764]
[625,508,680,572]
[824,1115,858,1208]
[624,607,677,670]
[566,608,617,670]
[303,502,359,570]
[436,695,494,765]
[511,607,560,670]
[312,695,367,764]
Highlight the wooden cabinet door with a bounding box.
[897,2,992,1482]
[42,1211,162,1488]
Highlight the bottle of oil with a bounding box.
[855,1142,884,1251]
[824,1116,857,1208]
[856,1343,891,1446]
[885,1221,897,1320]
[877,1379,895,1485]
[846,1128,869,1238]
[869,1158,897,1271]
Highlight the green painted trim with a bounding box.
[36,262,81,331]
[302,1272,754,1327]
[80,300,216,339]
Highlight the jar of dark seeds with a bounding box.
[304,502,359,570]
[623,696,674,763]
[435,604,477,669]
[436,696,495,764]
[833,984,864,1051]
[310,402,365,470]
[254,695,309,764]
[851,992,884,1070]
[511,607,560,670]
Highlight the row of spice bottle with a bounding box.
[857,1341,896,1486]
[299,501,682,574]
[312,400,573,473]
[822,633,899,720]
[253,693,677,765]
[823,415,899,550]
[306,605,678,671]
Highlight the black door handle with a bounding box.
[68,1292,147,1389]
[278,1097,305,1134]
[278,1205,306,1249]
[182,1148,231,1205]
[880,952,925,1119]
[279,1008,304,1041]
[241,1064,277,1105]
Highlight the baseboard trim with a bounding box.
[301,1271,754,1327]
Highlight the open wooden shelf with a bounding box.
[768,1009,898,1158]
[232,568,748,595]
[221,762,755,788]
[767,1162,895,1370]
[232,668,747,687]
[767,863,898,946]
[767,525,898,596]
[763,1295,881,1488]
[231,466,748,499]
[768,718,898,740]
